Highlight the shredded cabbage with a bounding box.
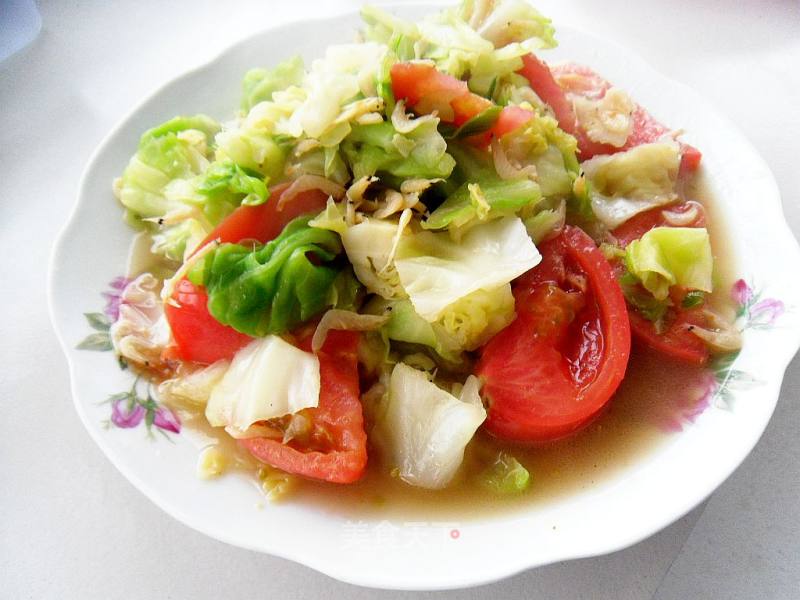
[341,102,455,181]
[367,289,513,359]
[479,451,531,494]
[368,297,460,361]
[523,198,565,243]
[290,42,387,142]
[572,87,635,148]
[339,216,409,299]
[158,361,230,409]
[311,309,388,353]
[496,113,579,197]
[423,143,541,230]
[438,284,515,350]
[459,0,556,49]
[196,160,269,208]
[361,2,554,93]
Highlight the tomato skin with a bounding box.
[164,183,330,364]
[389,62,467,106]
[477,226,631,442]
[449,90,493,127]
[240,331,368,484]
[463,104,535,147]
[488,105,535,139]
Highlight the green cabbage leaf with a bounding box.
[189,216,361,337]
[625,226,713,301]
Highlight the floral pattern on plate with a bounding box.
[661,279,785,432]
[77,277,181,437]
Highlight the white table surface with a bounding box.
[2,1,798,598]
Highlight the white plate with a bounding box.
[48,3,800,590]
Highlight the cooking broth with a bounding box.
[139,172,737,520]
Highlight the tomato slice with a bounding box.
[612,200,706,247]
[164,183,330,364]
[522,56,702,170]
[198,182,329,248]
[484,104,534,139]
[610,201,710,365]
[391,62,486,126]
[628,308,709,366]
[390,62,534,144]
[517,54,616,159]
[477,226,631,442]
[518,54,579,135]
[240,330,368,483]
[164,280,252,364]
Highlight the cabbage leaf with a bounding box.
[205,336,320,438]
[339,217,409,299]
[116,115,220,260]
[395,216,540,321]
[341,104,455,182]
[479,451,531,494]
[241,55,305,112]
[423,143,541,230]
[382,363,486,489]
[189,216,360,337]
[360,2,555,89]
[583,142,681,229]
[625,226,713,301]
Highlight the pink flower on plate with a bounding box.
[154,407,181,434]
[111,398,146,428]
[656,370,717,433]
[102,276,131,322]
[731,279,753,307]
[749,298,785,327]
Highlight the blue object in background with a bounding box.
[0,0,42,62]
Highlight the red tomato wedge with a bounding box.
[517,54,617,158]
[517,55,580,136]
[164,280,253,364]
[391,62,489,126]
[611,201,710,365]
[198,182,329,248]
[477,226,631,442]
[240,330,368,484]
[520,55,702,170]
[612,200,706,247]
[163,183,330,365]
[628,309,710,366]
[390,62,533,143]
